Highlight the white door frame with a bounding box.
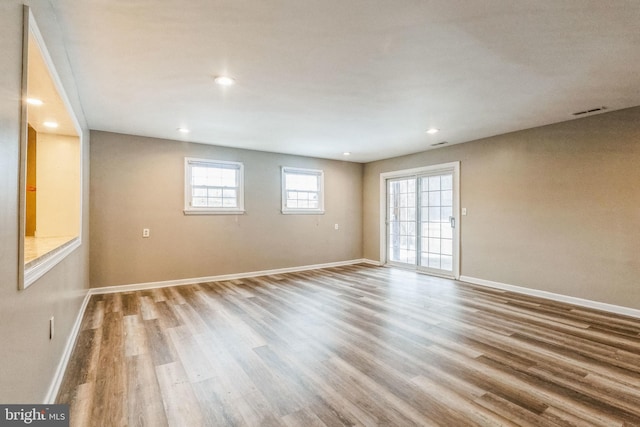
[379,161,460,279]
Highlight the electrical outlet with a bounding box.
[142,228,150,238]
[49,316,54,340]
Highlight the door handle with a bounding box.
[449,216,455,228]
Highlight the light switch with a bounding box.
[334,224,339,230]
[462,208,467,216]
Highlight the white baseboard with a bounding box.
[91,258,377,295]
[459,275,640,319]
[44,290,92,404]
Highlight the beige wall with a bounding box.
[36,133,81,237]
[90,131,363,288]
[364,106,640,310]
[0,2,90,403]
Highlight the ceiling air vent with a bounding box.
[573,106,607,116]
[430,141,448,147]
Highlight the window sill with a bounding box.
[281,210,325,215]
[184,209,246,215]
[23,236,81,289]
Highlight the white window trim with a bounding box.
[281,166,325,214]
[19,7,84,290]
[184,157,245,215]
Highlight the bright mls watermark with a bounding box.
[0,405,68,426]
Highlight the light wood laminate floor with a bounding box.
[57,264,640,426]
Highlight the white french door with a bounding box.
[384,163,459,278]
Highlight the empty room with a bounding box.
[1,1,640,426]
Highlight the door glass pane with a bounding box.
[428,176,441,191]
[419,172,454,274]
[441,174,453,190]
[441,223,453,239]
[441,190,453,206]
[388,178,417,265]
[441,239,453,256]
[428,238,441,253]
[441,206,452,220]
[428,222,441,238]
[428,207,441,221]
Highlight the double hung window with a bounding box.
[184,158,244,214]
[281,167,324,214]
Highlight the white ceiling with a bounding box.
[50,1,640,163]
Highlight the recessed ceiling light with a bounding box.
[214,76,235,86]
[426,128,439,134]
[343,152,351,156]
[43,121,58,128]
[27,98,43,106]
[177,127,190,133]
